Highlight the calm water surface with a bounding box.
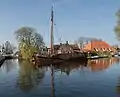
[0,58,120,97]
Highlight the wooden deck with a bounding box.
[52,52,87,60]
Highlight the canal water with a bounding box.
[0,58,120,97]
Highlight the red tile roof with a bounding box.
[83,40,114,51]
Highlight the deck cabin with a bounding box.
[47,41,80,55]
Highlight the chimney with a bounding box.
[66,41,68,45]
[60,43,62,45]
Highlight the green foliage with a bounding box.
[115,9,120,41]
[15,27,45,60]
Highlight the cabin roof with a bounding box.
[70,44,79,50]
[54,45,60,50]
[53,44,79,51]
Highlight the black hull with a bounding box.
[34,53,88,66]
[34,56,63,65]
[52,53,87,61]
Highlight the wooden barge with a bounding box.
[33,7,88,66]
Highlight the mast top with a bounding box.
[51,6,53,10]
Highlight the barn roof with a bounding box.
[83,40,113,51]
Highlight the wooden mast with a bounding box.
[50,6,54,55]
[50,7,55,97]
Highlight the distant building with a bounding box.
[112,45,120,52]
[82,40,116,52]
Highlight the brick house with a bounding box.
[82,40,116,52]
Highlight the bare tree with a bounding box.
[4,41,16,54]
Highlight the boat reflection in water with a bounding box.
[17,60,45,92]
[11,57,120,97]
[42,57,120,97]
[49,58,120,76]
